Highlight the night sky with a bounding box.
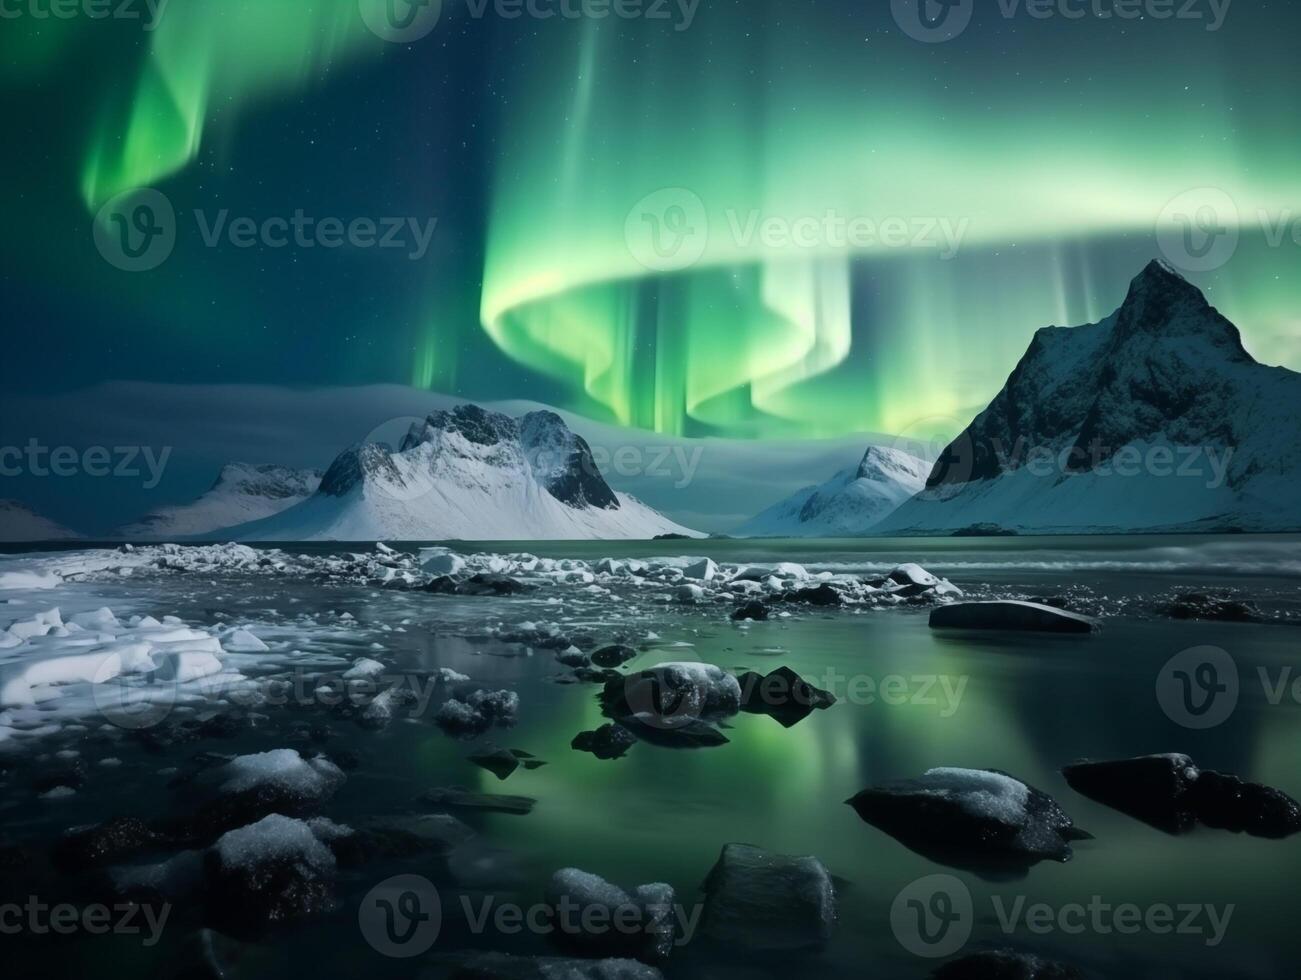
[3,0,1299,444]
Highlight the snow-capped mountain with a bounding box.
[877,260,1301,535]
[0,500,80,542]
[736,446,929,537]
[118,463,322,540]
[217,405,700,541]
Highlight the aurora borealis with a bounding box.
[3,0,1300,438]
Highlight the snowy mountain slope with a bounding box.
[217,405,700,541]
[736,446,930,537]
[877,260,1301,534]
[117,463,322,540]
[0,500,80,542]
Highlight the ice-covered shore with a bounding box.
[0,542,965,751]
[1,541,962,606]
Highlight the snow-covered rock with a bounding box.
[545,868,677,960]
[879,261,1301,534]
[681,557,719,581]
[435,688,520,736]
[214,405,700,541]
[847,768,1087,874]
[603,663,741,726]
[117,463,322,540]
[206,813,341,931]
[736,446,930,537]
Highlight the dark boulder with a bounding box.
[467,748,546,781]
[591,644,638,668]
[1062,754,1200,834]
[847,768,1088,876]
[458,574,537,597]
[735,666,836,727]
[930,601,1098,634]
[730,600,769,622]
[421,576,460,594]
[572,724,638,760]
[1063,754,1301,838]
[700,843,836,951]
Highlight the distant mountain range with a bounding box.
[116,463,322,540]
[876,260,1301,535]
[736,446,929,537]
[10,260,1293,543]
[0,500,80,542]
[214,405,698,541]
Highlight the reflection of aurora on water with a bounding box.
[12,0,1301,436]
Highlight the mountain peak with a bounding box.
[402,404,518,451]
[1115,257,1209,328]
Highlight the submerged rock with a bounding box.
[591,644,638,668]
[700,843,836,951]
[930,601,1098,634]
[572,724,637,760]
[340,813,475,863]
[1064,754,1301,838]
[932,948,1084,979]
[418,786,537,815]
[617,715,729,749]
[168,929,277,980]
[847,768,1088,875]
[445,952,664,979]
[545,868,677,961]
[467,748,546,781]
[1164,592,1259,622]
[54,816,161,870]
[735,666,836,727]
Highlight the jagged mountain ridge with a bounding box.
[878,260,1301,534]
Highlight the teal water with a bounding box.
[2,535,1300,978]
